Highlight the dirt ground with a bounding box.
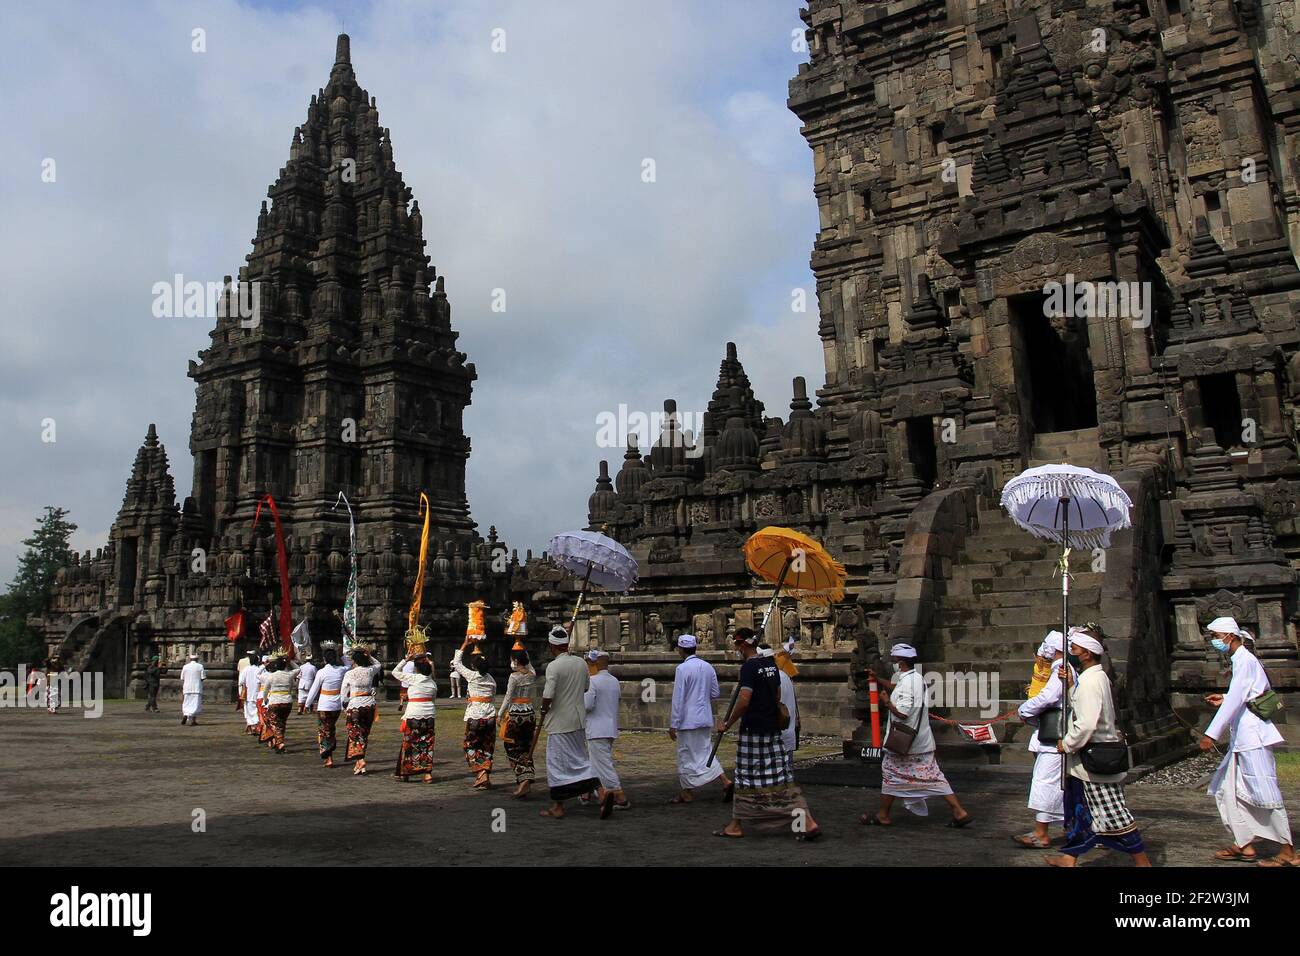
[2,700,1295,867]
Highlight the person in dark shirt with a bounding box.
[714,627,821,841]
[145,656,163,712]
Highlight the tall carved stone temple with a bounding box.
[528,0,1300,757]
[33,35,520,699]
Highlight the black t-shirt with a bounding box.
[739,655,781,734]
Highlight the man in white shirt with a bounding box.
[180,654,205,726]
[239,652,263,736]
[296,654,318,715]
[583,649,628,816]
[1016,630,1072,848]
[539,626,602,819]
[668,634,731,804]
[1200,616,1296,867]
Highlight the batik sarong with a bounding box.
[502,711,536,780]
[881,748,954,817]
[464,716,497,772]
[267,703,291,750]
[732,730,809,831]
[317,709,341,760]
[346,706,376,760]
[397,716,435,776]
[1062,776,1145,857]
[254,699,268,738]
[259,703,277,743]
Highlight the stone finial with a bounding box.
[335,34,351,66]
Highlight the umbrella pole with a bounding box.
[706,556,793,768]
[1059,497,1071,794]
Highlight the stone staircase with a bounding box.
[923,498,1108,765]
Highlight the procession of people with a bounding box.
[45,499,1292,865]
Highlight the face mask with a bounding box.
[1210,638,1230,654]
[1067,654,1083,670]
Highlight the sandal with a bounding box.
[946,814,974,829]
[1013,833,1050,849]
[796,827,823,843]
[1214,846,1257,862]
[1256,856,1300,868]
[860,813,891,826]
[712,828,743,839]
[669,794,692,805]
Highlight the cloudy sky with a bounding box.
[0,0,822,582]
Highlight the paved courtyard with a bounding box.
[2,700,1295,867]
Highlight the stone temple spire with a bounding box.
[187,32,479,538]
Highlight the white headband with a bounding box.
[1206,616,1242,637]
[547,626,569,646]
[891,643,918,659]
[1068,628,1103,656]
[676,634,697,649]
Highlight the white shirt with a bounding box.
[1018,659,1074,753]
[584,670,621,740]
[452,649,497,721]
[241,663,263,702]
[778,670,798,754]
[670,655,719,731]
[341,661,383,709]
[296,662,318,700]
[1205,645,1283,752]
[181,660,205,695]
[264,666,300,704]
[1061,664,1124,783]
[498,667,537,720]
[305,663,348,711]
[394,663,437,719]
[886,668,935,754]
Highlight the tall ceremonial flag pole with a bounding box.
[333,492,359,651]
[409,493,431,633]
[252,494,293,658]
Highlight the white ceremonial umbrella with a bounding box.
[999,463,1132,788]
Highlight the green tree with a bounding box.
[0,507,77,668]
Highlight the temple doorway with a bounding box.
[1199,373,1244,450]
[1009,292,1098,434]
[906,417,938,491]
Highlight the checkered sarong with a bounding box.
[1081,780,1138,835]
[735,731,793,789]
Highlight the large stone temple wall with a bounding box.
[524,0,1300,758]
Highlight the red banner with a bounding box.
[224,610,245,642]
[251,494,293,658]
